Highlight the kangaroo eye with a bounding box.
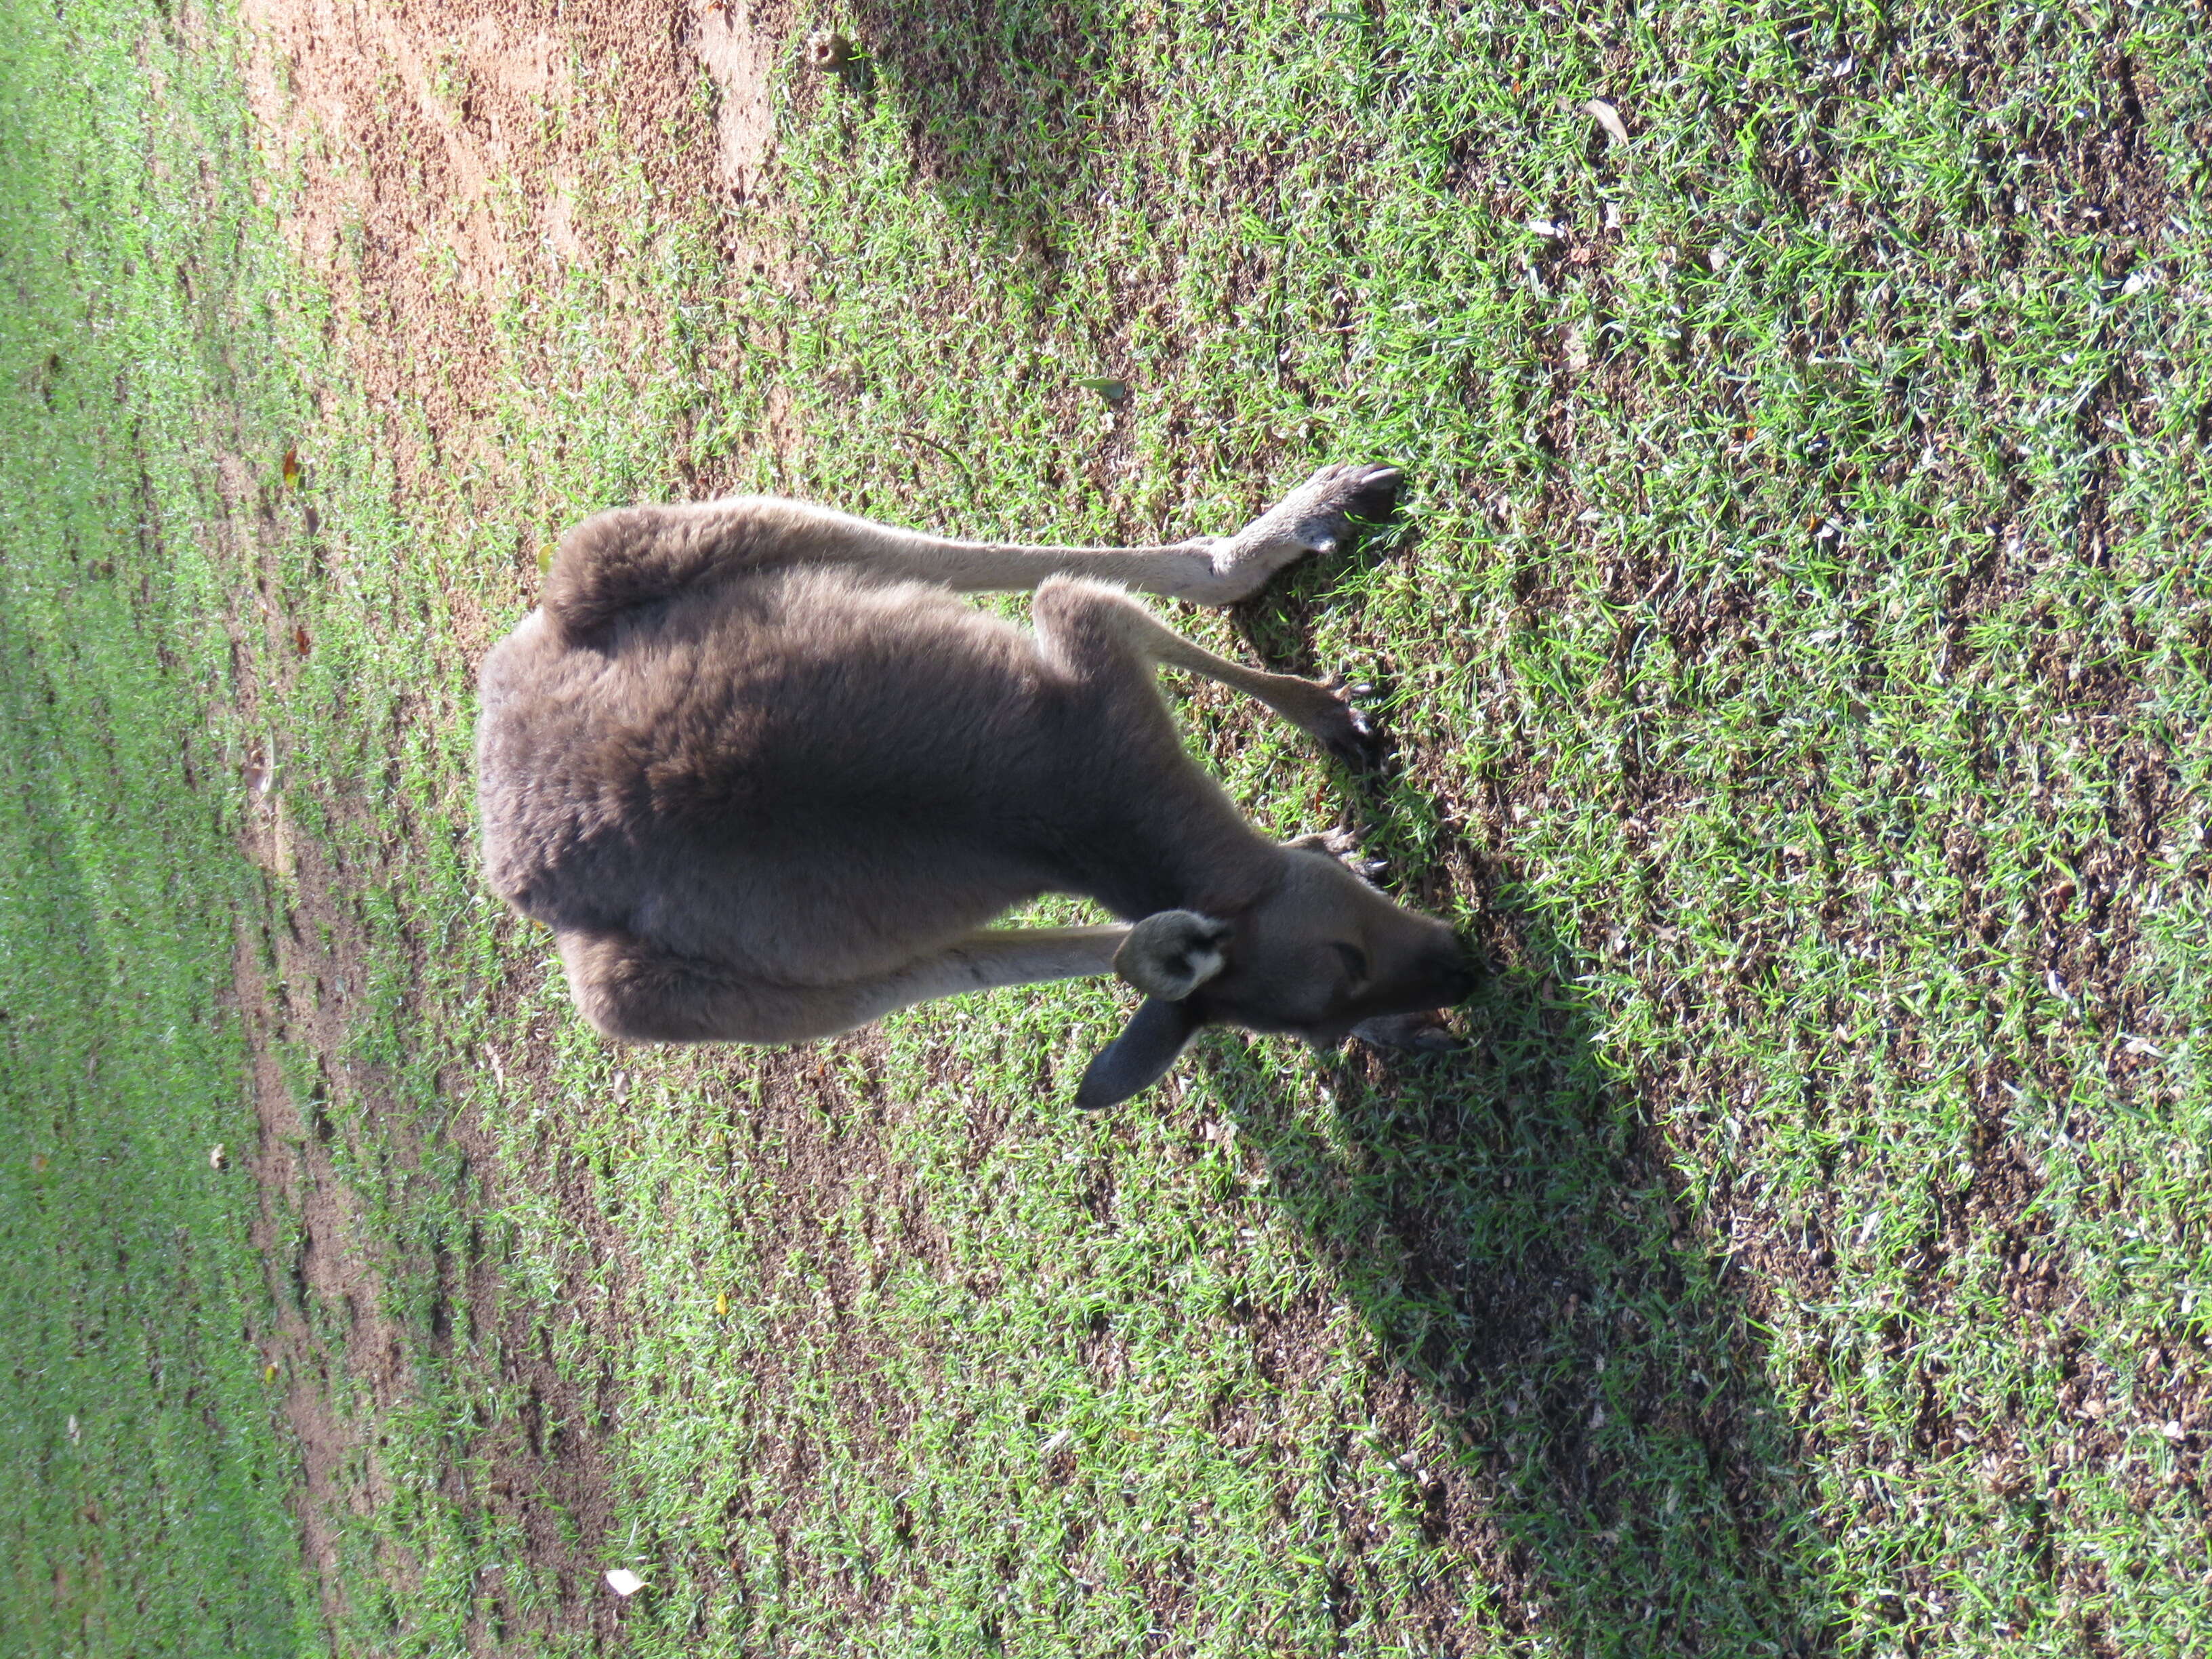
[1331,943,1370,985]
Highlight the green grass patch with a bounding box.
[9,0,2212,1654]
[0,0,319,1649]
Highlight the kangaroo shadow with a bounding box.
[825,0,1124,259]
[1193,871,1841,1654]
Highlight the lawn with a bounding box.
[3,0,2209,1654]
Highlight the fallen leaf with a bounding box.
[804,29,853,71]
[1585,98,1629,146]
[293,626,312,658]
[605,1569,645,1597]
[281,447,302,490]
[209,1143,228,1170]
[264,1364,279,1383]
[1075,375,1130,406]
[536,541,556,576]
[716,1290,729,1317]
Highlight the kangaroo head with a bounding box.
[1076,842,1476,1109]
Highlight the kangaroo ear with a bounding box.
[1115,911,1231,1000]
[1076,997,1201,1111]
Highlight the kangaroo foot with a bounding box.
[1207,462,1403,600]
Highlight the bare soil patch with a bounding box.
[234,0,788,541]
[234,935,397,1637]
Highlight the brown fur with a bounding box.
[476,470,1473,1107]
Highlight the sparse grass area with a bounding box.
[7,0,2211,1654]
[0,0,316,1649]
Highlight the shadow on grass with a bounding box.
[1204,897,1840,1654]
[831,0,1124,254]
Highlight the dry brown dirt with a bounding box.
[234,0,790,550]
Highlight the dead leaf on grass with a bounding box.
[1076,375,1130,407]
[209,1143,228,1170]
[804,29,853,71]
[606,1568,645,1597]
[281,447,303,490]
[293,626,312,658]
[1585,98,1629,146]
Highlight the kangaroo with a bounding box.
[476,463,1475,1108]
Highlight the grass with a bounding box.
[0,0,320,1649]
[5,0,2211,1654]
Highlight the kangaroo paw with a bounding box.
[1351,1010,1465,1053]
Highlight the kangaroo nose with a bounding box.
[1431,938,1481,1004]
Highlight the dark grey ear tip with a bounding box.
[1074,996,1200,1111]
[1072,1073,1124,1111]
[1072,1057,1134,1112]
